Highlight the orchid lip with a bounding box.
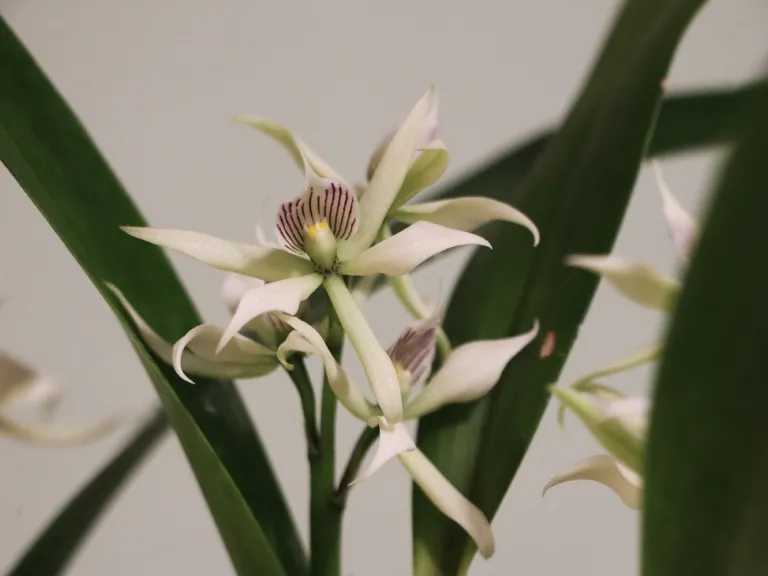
[276,180,359,263]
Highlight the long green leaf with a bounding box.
[7,409,169,576]
[0,17,305,576]
[427,83,761,209]
[643,79,768,576]
[414,0,709,573]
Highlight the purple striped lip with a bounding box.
[276,180,359,254]
[387,316,440,389]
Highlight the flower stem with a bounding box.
[309,303,345,576]
[286,357,321,456]
[333,425,378,507]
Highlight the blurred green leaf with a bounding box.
[427,82,762,209]
[643,79,768,576]
[413,0,710,573]
[356,82,761,304]
[7,410,169,576]
[0,17,305,576]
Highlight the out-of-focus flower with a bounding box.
[0,293,123,445]
[567,161,697,313]
[543,346,657,509]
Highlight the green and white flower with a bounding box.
[275,312,539,557]
[567,161,697,313]
[544,384,648,509]
[123,87,535,424]
[549,161,698,423]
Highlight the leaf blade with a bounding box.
[6,409,169,576]
[0,17,305,575]
[413,0,710,572]
[642,79,768,576]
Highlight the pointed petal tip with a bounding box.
[651,159,698,258]
[564,253,597,269]
[352,423,415,483]
[543,455,643,508]
[170,340,196,385]
[120,225,143,238]
[565,253,678,310]
[275,337,297,370]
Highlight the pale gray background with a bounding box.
[1,1,766,574]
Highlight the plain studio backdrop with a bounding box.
[1,1,766,575]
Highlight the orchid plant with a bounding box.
[3,2,767,575]
[112,87,540,559]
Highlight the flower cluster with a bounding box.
[115,87,540,557]
[544,162,698,508]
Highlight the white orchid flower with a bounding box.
[107,282,282,384]
[567,160,697,313]
[123,87,500,424]
[232,88,539,330]
[0,295,123,445]
[274,312,539,558]
[544,379,650,509]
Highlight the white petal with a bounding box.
[543,454,642,509]
[122,227,313,282]
[653,160,698,259]
[399,448,495,558]
[366,90,440,183]
[365,129,395,183]
[221,273,285,343]
[275,331,314,369]
[352,421,415,483]
[0,412,124,446]
[172,323,276,384]
[107,282,277,382]
[275,315,376,423]
[342,86,437,259]
[604,396,649,420]
[218,274,322,353]
[393,197,539,246]
[567,254,679,311]
[232,116,344,181]
[603,396,650,438]
[391,141,450,209]
[221,273,265,315]
[419,93,440,149]
[404,320,539,419]
[339,221,490,277]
